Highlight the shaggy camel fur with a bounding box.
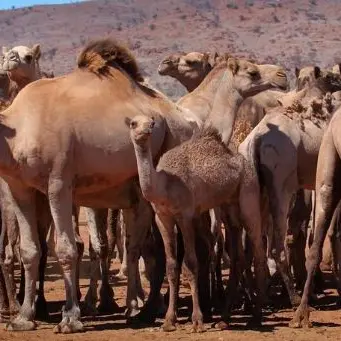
[289,105,341,328]
[239,68,341,308]
[128,58,287,332]
[0,45,41,102]
[0,38,288,334]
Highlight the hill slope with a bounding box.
[1,0,340,98]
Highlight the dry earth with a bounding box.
[0,219,341,341]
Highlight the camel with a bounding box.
[0,38,287,333]
[159,51,287,127]
[158,52,228,92]
[239,67,341,308]
[128,57,288,332]
[289,105,341,328]
[0,44,42,102]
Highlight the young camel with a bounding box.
[289,105,341,328]
[128,58,286,332]
[239,68,341,308]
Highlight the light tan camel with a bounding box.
[289,105,341,328]
[0,45,41,102]
[0,38,287,333]
[159,52,287,127]
[158,52,229,92]
[239,69,341,308]
[128,58,287,332]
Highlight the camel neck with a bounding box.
[204,71,243,145]
[8,72,35,91]
[132,141,160,202]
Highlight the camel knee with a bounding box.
[55,240,77,266]
[20,243,40,268]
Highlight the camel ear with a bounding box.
[295,67,300,78]
[2,46,9,56]
[314,66,321,79]
[124,117,131,128]
[207,52,218,68]
[31,44,41,60]
[277,99,283,106]
[227,58,239,75]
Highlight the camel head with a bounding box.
[158,52,215,91]
[1,44,41,81]
[295,66,321,91]
[226,58,288,98]
[125,115,155,146]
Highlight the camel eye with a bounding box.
[130,121,137,129]
[24,55,33,63]
[248,70,258,77]
[186,60,199,66]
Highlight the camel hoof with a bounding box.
[53,317,84,334]
[289,305,311,329]
[6,315,37,331]
[191,322,205,333]
[162,321,177,332]
[214,320,229,330]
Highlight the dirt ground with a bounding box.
[1,223,341,341]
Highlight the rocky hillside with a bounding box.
[0,0,340,99]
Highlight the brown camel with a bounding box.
[0,38,287,334]
[289,105,341,328]
[128,58,287,332]
[0,45,41,102]
[239,68,341,308]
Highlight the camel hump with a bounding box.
[77,38,144,82]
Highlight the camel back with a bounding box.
[77,38,144,82]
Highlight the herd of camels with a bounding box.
[0,38,341,334]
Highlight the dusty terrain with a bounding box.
[0,220,341,341]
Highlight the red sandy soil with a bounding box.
[0,217,341,341]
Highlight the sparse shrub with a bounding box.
[240,15,246,20]
[153,14,157,19]
[180,14,187,20]
[117,23,122,31]
[245,0,254,6]
[310,0,317,5]
[273,14,280,23]
[149,23,156,30]
[227,2,238,9]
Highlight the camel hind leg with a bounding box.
[239,170,269,326]
[290,129,341,328]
